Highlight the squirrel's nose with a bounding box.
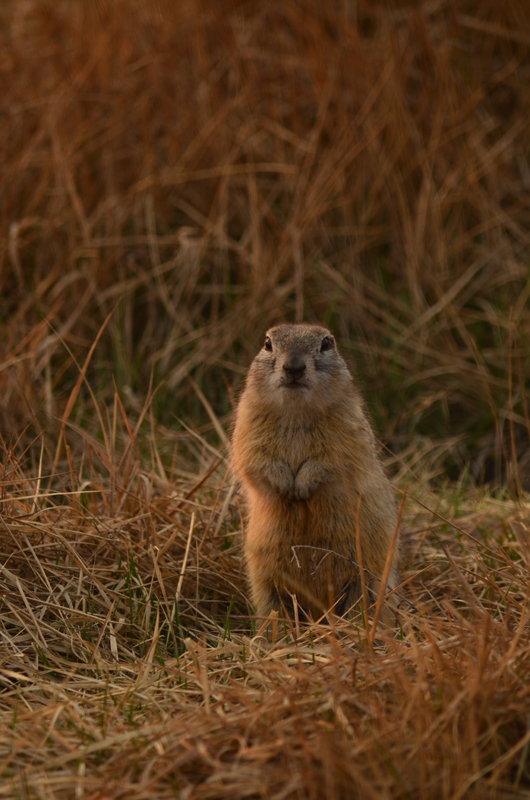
[283,349,306,381]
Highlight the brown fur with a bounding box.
[231,323,399,623]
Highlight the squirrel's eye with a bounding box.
[320,336,334,353]
[264,337,273,352]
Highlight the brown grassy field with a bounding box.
[1,0,530,797]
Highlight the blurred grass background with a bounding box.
[1,0,529,487]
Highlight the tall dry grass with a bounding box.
[1,0,529,485]
[1,1,530,797]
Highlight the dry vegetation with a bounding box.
[1,436,530,799]
[1,0,530,797]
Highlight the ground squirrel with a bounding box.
[231,323,399,624]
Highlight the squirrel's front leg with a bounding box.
[292,459,330,500]
[246,458,330,501]
[245,459,295,499]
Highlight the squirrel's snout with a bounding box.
[282,349,307,381]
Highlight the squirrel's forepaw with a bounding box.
[270,477,296,499]
[291,482,313,501]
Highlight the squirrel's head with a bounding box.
[246,323,354,411]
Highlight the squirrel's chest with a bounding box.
[268,418,325,461]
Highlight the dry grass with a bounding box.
[1,414,530,799]
[1,0,530,797]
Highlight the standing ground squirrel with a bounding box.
[231,323,399,624]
